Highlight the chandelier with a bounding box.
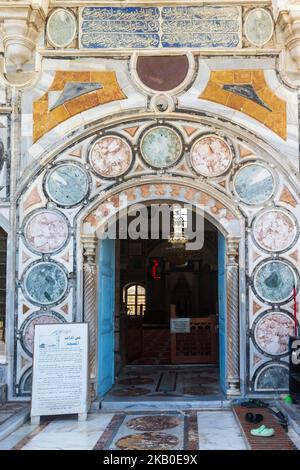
[164,206,191,267]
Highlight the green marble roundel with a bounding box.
[47,9,77,48]
[254,260,295,303]
[140,126,183,168]
[24,262,68,305]
[234,163,274,205]
[46,163,89,206]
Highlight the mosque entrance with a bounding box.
[96,203,228,404]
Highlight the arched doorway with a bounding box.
[81,183,243,400]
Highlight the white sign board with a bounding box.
[31,323,88,423]
[170,318,190,333]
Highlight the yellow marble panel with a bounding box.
[33,71,127,142]
[199,70,286,139]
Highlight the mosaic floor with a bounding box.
[0,410,247,450]
[105,365,222,402]
[1,408,300,450]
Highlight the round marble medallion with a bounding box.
[255,364,289,391]
[254,311,294,356]
[24,210,69,254]
[46,9,77,48]
[190,135,232,177]
[126,415,180,431]
[89,135,132,178]
[234,163,274,204]
[116,432,178,450]
[46,163,89,206]
[253,260,296,303]
[244,8,274,47]
[253,209,297,253]
[140,126,183,168]
[24,262,68,305]
[20,311,66,356]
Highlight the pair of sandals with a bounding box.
[245,414,275,437]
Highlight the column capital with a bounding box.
[226,236,239,265]
[82,235,97,264]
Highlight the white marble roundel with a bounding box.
[89,135,132,178]
[253,260,296,303]
[253,209,297,252]
[46,9,77,48]
[190,135,232,177]
[24,210,69,254]
[244,8,274,47]
[254,311,294,356]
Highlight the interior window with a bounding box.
[123,284,146,316]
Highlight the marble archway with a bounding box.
[80,178,245,399]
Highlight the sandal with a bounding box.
[245,412,264,423]
[250,424,275,437]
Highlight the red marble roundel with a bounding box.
[136,55,189,91]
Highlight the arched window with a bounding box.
[123,284,146,316]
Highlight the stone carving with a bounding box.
[190,135,232,177]
[49,82,102,111]
[140,126,182,168]
[254,311,294,355]
[254,260,296,303]
[244,8,274,47]
[24,262,68,305]
[46,164,89,206]
[256,365,289,390]
[20,311,65,356]
[161,6,240,48]
[24,210,69,254]
[81,6,160,48]
[253,209,297,252]
[234,163,274,204]
[81,6,241,49]
[89,136,132,178]
[46,8,77,48]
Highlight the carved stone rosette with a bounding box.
[226,236,240,396]
[82,235,98,401]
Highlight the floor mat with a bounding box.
[233,406,297,450]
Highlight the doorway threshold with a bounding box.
[96,398,232,412]
[95,365,230,411]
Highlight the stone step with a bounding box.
[0,402,30,441]
[97,399,232,412]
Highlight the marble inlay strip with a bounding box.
[93,413,125,450]
[12,419,52,450]
[184,412,199,450]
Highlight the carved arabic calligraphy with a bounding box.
[81,6,241,49]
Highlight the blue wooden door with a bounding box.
[98,238,115,396]
[218,232,227,394]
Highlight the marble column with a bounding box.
[82,235,98,401]
[226,236,240,396]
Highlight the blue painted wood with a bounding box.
[97,238,115,397]
[218,232,227,394]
